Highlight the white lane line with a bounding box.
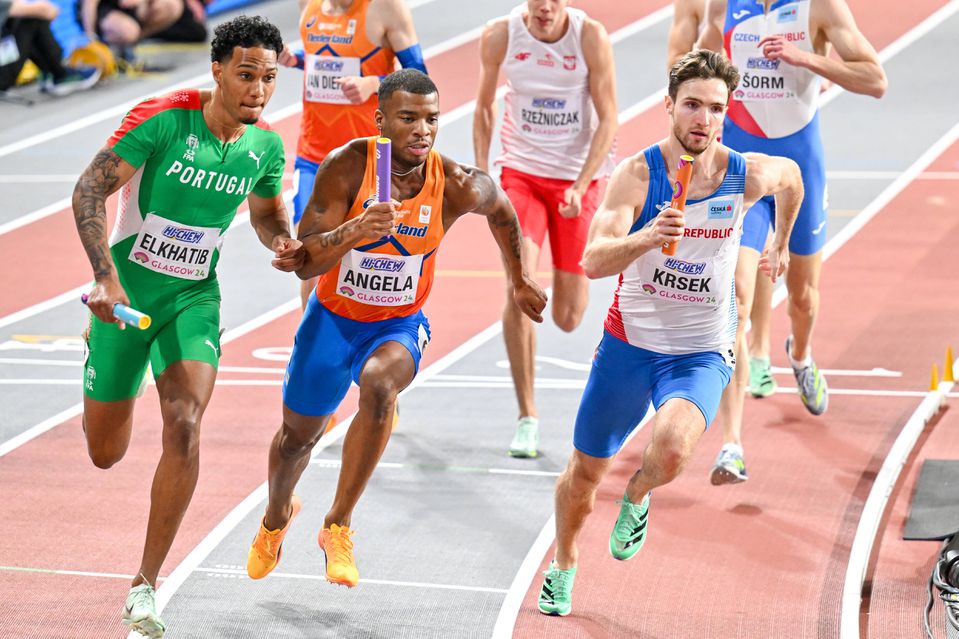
[819,0,959,108]
[0,297,301,459]
[0,285,87,331]
[839,372,956,639]
[0,565,165,581]
[0,175,79,183]
[309,457,562,478]
[7,378,953,400]
[194,566,509,594]
[0,402,84,458]
[826,170,959,180]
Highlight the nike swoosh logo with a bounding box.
[811,220,827,235]
[733,9,750,19]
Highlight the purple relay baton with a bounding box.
[375,137,391,203]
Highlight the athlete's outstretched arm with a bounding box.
[248,193,304,273]
[295,146,397,280]
[744,153,804,282]
[72,146,138,326]
[472,18,508,173]
[695,0,726,53]
[559,18,618,218]
[667,0,704,70]
[784,0,886,98]
[580,155,683,279]
[447,163,547,322]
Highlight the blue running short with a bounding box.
[292,155,321,226]
[573,332,733,459]
[724,114,828,256]
[283,294,431,417]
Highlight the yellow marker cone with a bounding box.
[931,364,940,391]
[945,346,956,383]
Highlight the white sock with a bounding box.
[721,442,744,457]
[788,347,812,369]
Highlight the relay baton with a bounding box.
[375,137,391,203]
[81,293,152,330]
[662,155,695,256]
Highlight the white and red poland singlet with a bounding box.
[497,5,614,181]
[605,145,748,355]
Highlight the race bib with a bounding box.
[733,63,799,103]
[305,55,361,104]
[128,213,220,280]
[336,251,422,307]
[514,95,584,139]
[0,36,19,66]
[637,255,721,307]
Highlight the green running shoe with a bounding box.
[748,356,777,398]
[609,492,650,561]
[538,560,576,616]
[508,416,539,458]
[786,336,828,415]
[122,583,165,638]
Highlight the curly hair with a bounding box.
[210,15,284,64]
[668,50,740,102]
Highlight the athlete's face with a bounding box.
[212,46,278,125]
[526,0,571,41]
[666,78,729,155]
[376,91,440,167]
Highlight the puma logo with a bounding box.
[204,339,219,356]
[248,150,263,169]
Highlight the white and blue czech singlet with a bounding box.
[604,145,748,355]
[722,0,828,255]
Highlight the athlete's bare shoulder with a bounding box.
[619,149,652,186]
[440,155,498,215]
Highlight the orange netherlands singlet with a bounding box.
[298,0,397,163]
[316,138,446,322]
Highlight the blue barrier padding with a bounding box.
[206,0,266,17]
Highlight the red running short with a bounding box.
[500,166,601,275]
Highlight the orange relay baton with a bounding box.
[662,154,694,256]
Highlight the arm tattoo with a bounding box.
[74,148,123,280]
[319,226,346,248]
[489,207,522,260]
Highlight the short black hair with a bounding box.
[210,15,283,64]
[378,69,438,104]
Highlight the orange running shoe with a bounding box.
[247,495,301,580]
[318,524,359,587]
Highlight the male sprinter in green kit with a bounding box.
[71,15,302,638]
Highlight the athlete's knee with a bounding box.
[148,0,181,25]
[87,443,126,469]
[653,432,694,480]
[357,375,399,424]
[563,454,605,496]
[162,415,202,460]
[788,283,819,317]
[83,416,128,469]
[552,304,585,333]
[277,420,322,458]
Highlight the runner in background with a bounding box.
[696,0,886,485]
[473,0,617,458]
[279,0,427,310]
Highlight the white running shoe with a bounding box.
[122,583,165,638]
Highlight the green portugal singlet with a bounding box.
[83,89,285,401]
